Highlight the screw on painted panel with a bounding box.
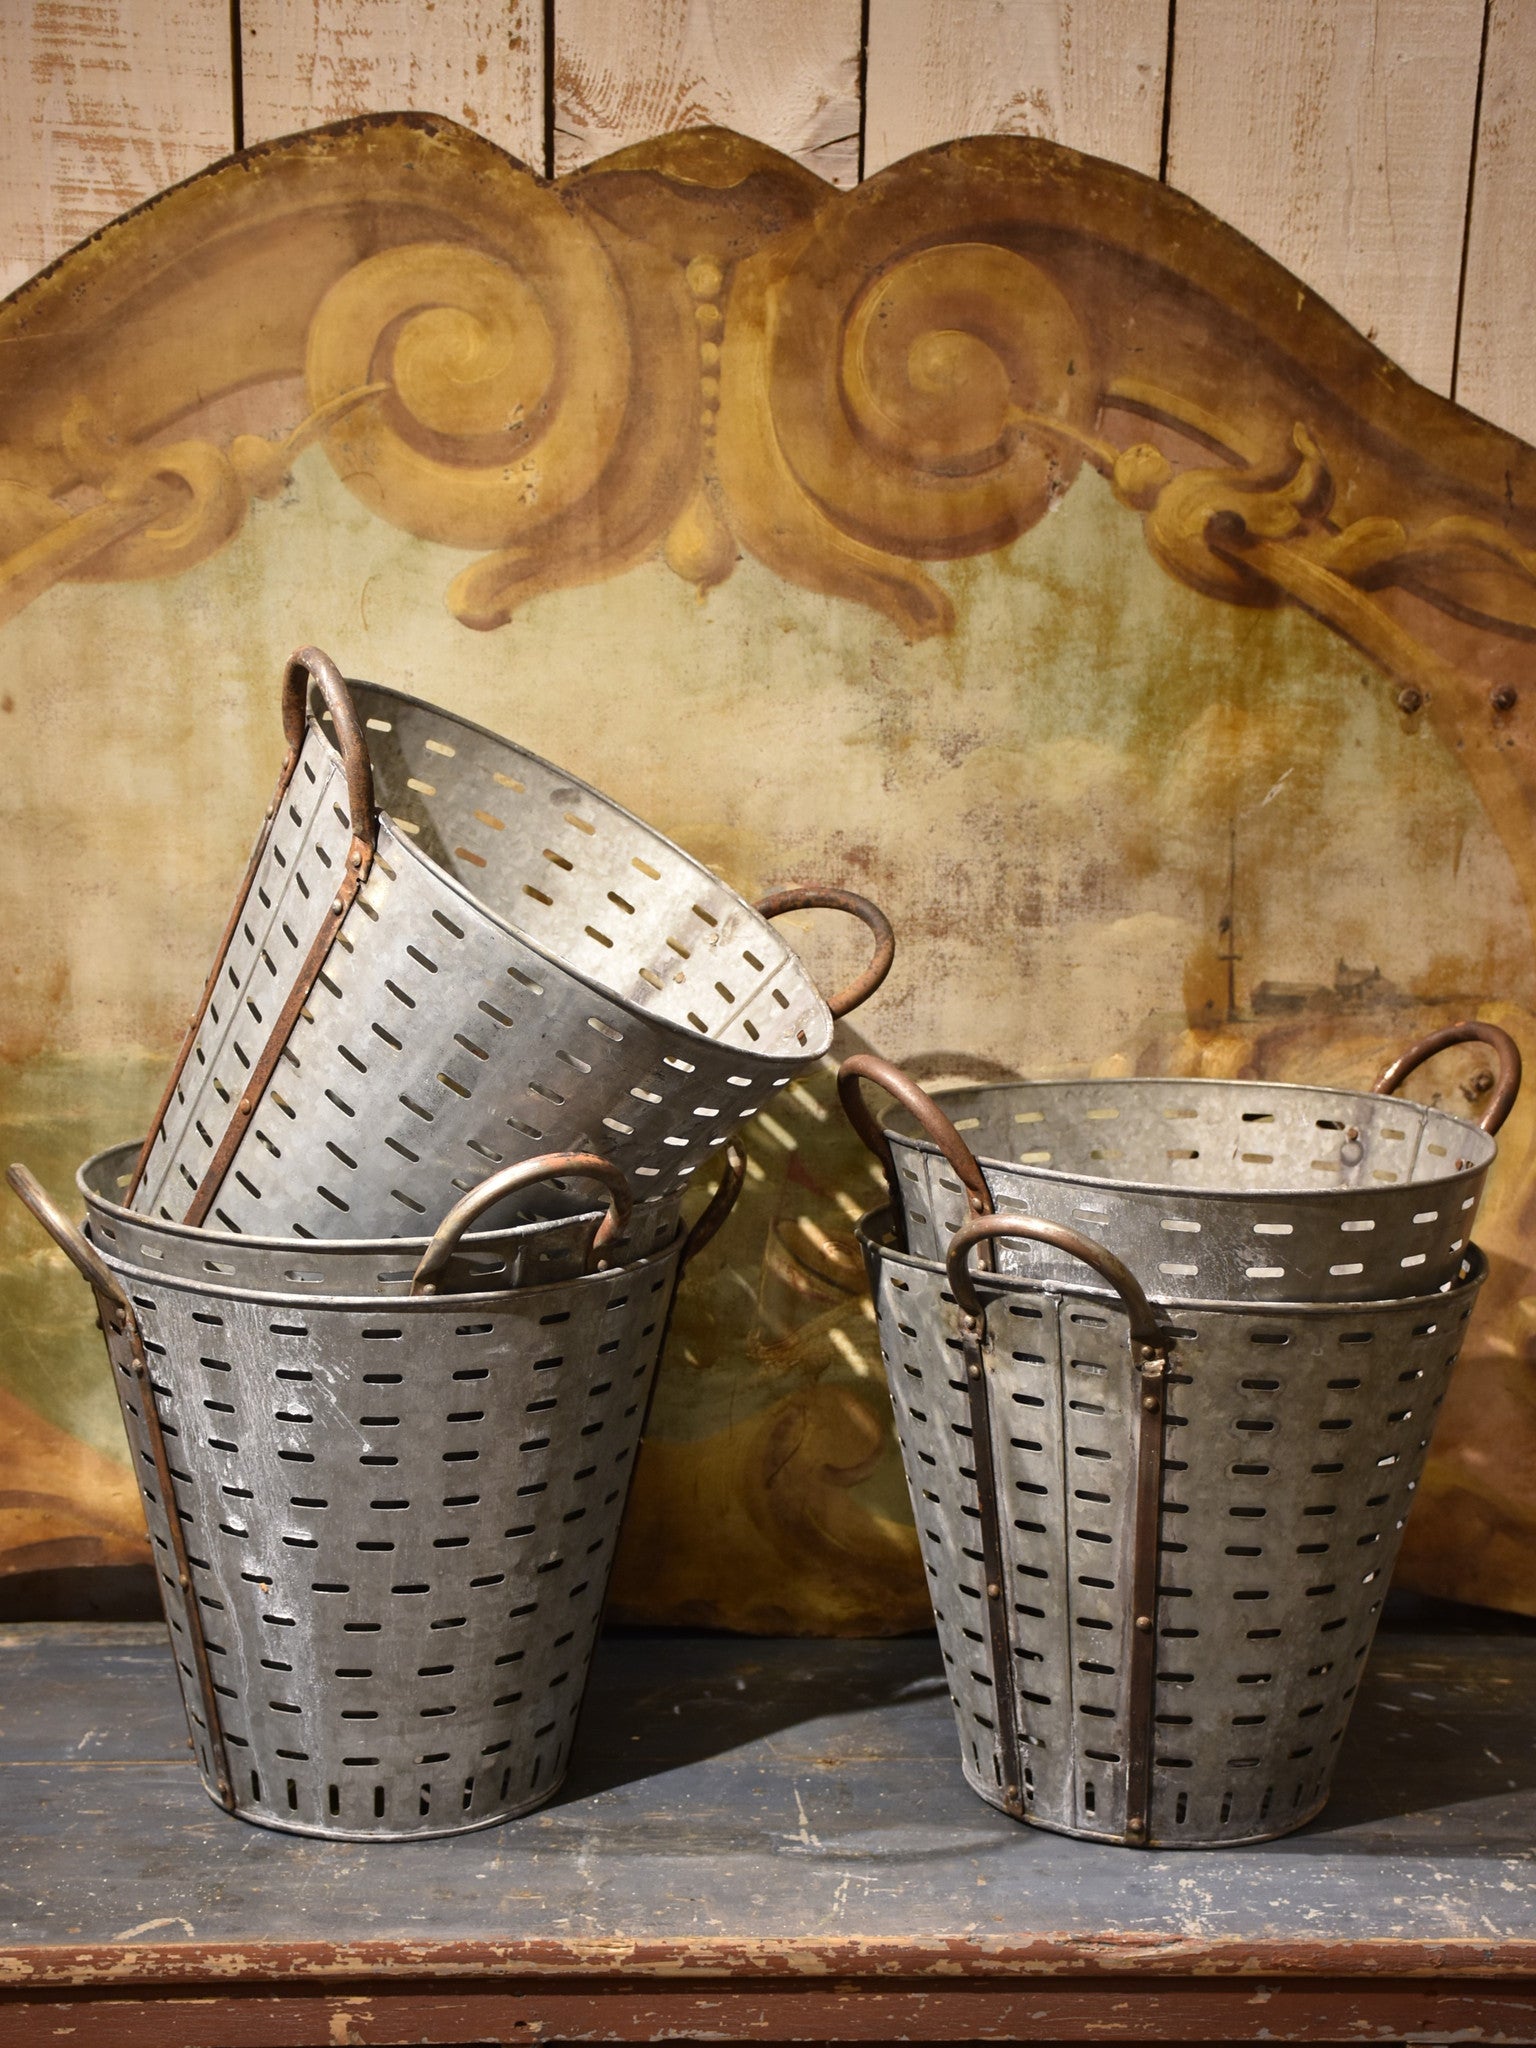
[1397,687,1424,712]
[1375,1021,1521,1137]
[1492,685,1518,711]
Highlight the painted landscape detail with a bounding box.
[2,118,1534,1628]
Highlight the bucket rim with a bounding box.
[80,1137,636,1259]
[856,1203,1489,1319]
[90,1218,685,1313]
[879,1072,1496,1203]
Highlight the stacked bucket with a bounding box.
[840,1026,1519,1848]
[9,646,894,1840]
[9,634,1520,1858]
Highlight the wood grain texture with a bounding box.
[6,1980,1536,2046]
[240,0,544,167]
[1455,0,1536,443]
[3,1622,1536,2028]
[864,0,1171,178]
[552,0,862,183]
[0,0,232,299]
[1166,0,1485,396]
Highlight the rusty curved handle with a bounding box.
[282,645,377,857]
[412,1153,632,1295]
[836,1053,992,1240]
[753,888,895,1019]
[680,1140,748,1270]
[946,1212,1168,1354]
[1374,1020,1522,1136]
[7,1163,132,1314]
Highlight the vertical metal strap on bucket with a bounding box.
[957,1312,1027,1819]
[947,1213,1173,1845]
[5,1165,234,1810]
[1123,1333,1169,1842]
[180,648,377,1227]
[128,647,377,1220]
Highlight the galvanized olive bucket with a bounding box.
[132,646,892,1238]
[860,1202,1485,1848]
[9,1146,742,1839]
[841,1022,1518,1304]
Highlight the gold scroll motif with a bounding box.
[8,136,1536,696]
[0,389,382,634]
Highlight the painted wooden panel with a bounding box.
[552,0,862,183]
[5,121,1536,1634]
[864,0,1171,179]
[1166,0,1485,397]
[0,0,233,300]
[1455,0,1536,445]
[239,0,545,169]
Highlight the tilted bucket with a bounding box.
[131,647,892,1238]
[9,1146,742,1840]
[859,1203,1486,1847]
[841,1022,1518,1304]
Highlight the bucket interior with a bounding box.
[328,681,833,1062]
[886,1075,1494,1197]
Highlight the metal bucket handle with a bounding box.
[6,1162,132,1313]
[753,888,896,1019]
[946,1211,1168,1354]
[412,1153,633,1295]
[283,644,379,864]
[1374,1019,1522,1135]
[6,1162,235,1808]
[836,1053,992,1244]
[943,1207,1172,1846]
[412,1139,748,1298]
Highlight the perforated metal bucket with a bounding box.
[8,1147,742,1841]
[130,646,893,1238]
[82,1141,680,1295]
[859,1204,1486,1848]
[841,1024,1518,1303]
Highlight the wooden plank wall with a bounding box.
[0,0,1531,440]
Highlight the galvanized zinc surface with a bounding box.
[862,1215,1486,1848]
[1,1623,1533,1979]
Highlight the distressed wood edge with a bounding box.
[5,1936,1536,1991]
[3,1977,1535,2048]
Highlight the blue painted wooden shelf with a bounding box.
[1,1617,1534,2043]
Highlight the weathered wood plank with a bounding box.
[1165,0,1485,396]
[239,0,545,169]
[1,1626,1535,1977]
[1455,0,1536,443]
[864,0,1171,179]
[552,0,863,183]
[0,0,233,300]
